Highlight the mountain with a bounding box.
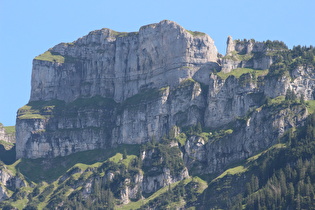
[1,20,315,209]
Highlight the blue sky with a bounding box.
[0,0,314,126]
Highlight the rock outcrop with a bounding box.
[30,20,218,103]
[0,124,15,144]
[16,20,315,181]
[222,36,274,73]
[0,164,25,201]
[17,20,219,159]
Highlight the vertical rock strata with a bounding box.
[30,20,218,103]
[16,20,315,175]
[17,20,218,159]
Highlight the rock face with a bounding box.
[0,124,15,144]
[222,36,274,73]
[16,20,315,179]
[17,20,219,159]
[30,20,218,103]
[0,165,25,201]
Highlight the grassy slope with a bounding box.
[213,144,286,182]
[3,126,15,134]
[216,68,269,80]
[16,144,140,183]
[34,51,65,63]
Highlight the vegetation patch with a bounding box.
[133,176,207,209]
[17,100,65,120]
[110,30,129,37]
[142,141,185,177]
[246,143,286,163]
[122,87,167,108]
[306,100,315,114]
[66,96,117,109]
[214,166,247,181]
[176,133,187,147]
[223,51,253,61]
[186,30,206,36]
[0,140,14,151]
[121,178,195,210]
[35,51,65,63]
[178,78,196,88]
[4,126,15,134]
[16,144,140,183]
[17,97,117,120]
[216,68,268,80]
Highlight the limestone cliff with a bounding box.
[222,36,275,73]
[30,20,218,103]
[16,20,315,179]
[16,20,219,159]
[0,124,15,144]
[5,20,315,209]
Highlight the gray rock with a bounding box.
[0,124,15,144]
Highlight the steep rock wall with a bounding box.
[17,79,205,159]
[30,20,218,103]
[16,20,315,168]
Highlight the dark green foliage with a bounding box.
[66,96,117,109]
[140,179,204,209]
[264,40,288,50]
[183,123,204,136]
[23,204,38,210]
[199,113,315,209]
[38,185,54,202]
[45,148,142,209]
[267,45,315,78]
[0,145,16,164]
[141,141,185,177]
[2,204,16,210]
[18,96,117,120]
[285,88,297,101]
[16,144,140,183]
[122,88,164,107]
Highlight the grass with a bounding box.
[216,68,269,80]
[67,96,117,109]
[0,140,14,149]
[110,30,129,37]
[186,30,206,36]
[306,100,315,114]
[246,143,286,163]
[10,198,28,210]
[35,51,65,63]
[4,126,15,134]
[121,155,137,167]
[223,51,253,61]
[122,87,167,107]
[15,144,140,183]
[36,183,58,209]
[237,53,253,61]
[176,133,187,147]
[120,176,206,210]
[119,177,193,210]
[213,143,287,182]
[17,104,49,120]
[268,95,285,106]
[109,153,123,163]
[6,159,21,175]
[18,97,116,120]
[214,166,248,181]
[193,176,208,193]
